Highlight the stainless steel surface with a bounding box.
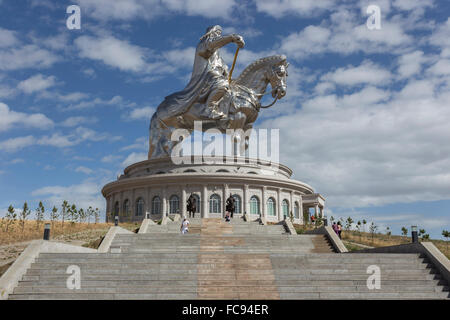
[148,25,288,159]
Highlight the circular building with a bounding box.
[101,156,325,224]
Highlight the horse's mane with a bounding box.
[235,55,286,85]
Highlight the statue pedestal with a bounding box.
[102,156,324,225]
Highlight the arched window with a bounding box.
[250,196,260,215]
[169,195,179,214]
[216,169,229,173]
[232,194,241,214]
[267,197,276,216]
[184,169,196,173]
[152,196,161,215]
[294,201,300,219]
[282,199,289,218]
[114,201,119,216]
[209,194,221,214]
[135,198,144,216]
[123,199,130,216]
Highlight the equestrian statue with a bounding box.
[148,25,288,159]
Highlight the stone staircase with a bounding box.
[7,218,449,300]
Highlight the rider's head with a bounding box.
[200,25,222,41]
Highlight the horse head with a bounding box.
[268,56,289,99]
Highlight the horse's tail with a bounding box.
[148,113,159,159]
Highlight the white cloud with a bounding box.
[75,166,94,175]
[120,136,147,152]
[163,47,196,70]
[0,136,36,152]
[397,51,427,79]
[321,61,392,87]
[0,44,59,70]
[32,180,106,213]
[101,155,121,163]
[74,35,153,72]
[60,116,98,127]
[392,0,434,11]
[280,9,411,60]
[127,106,155,120]
[427,59,450,76]
[75,0,237,21]
[0,102,54,132]
[63,95,128,111]
[122,152,147,167]
[17,74,57,94]
[0,126,120,153]
[0,27,18,48]
[254,0,333,18]
[260,74,450,208]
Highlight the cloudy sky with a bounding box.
[0,0,449,238]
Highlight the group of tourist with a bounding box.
[332,222,342,239]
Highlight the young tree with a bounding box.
[78,208,86,223]
[61,200,69,229]
[362,219,367,233]
[442,230,449,253]
[369,222,378,243]
[69,204,78,224]
[401,226,408,242]
[345,217,354,231]
[86,206,93,224]
[35,201,45,230]
[356,220,362,241]
[386,226,391,238]
[4,205,17,232]
[94,208,100,224]
[19,201,31,234]
[50,206,59,229]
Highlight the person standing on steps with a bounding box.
[225,211,231,222]
[337,221,342,239]
[332,222,339,235]
[181,218,190,234]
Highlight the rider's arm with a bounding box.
[206,34,245,52]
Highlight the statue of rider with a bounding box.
[155,25,245,122]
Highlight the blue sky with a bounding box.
[0,0,449,238]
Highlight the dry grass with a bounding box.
[342,230,450,259]
[0,219,139,245]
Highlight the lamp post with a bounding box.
[411,225,418,243]
[43,223,50,240]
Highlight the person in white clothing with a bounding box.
[181,218,190,234]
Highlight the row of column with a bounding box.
[108,184,302,221]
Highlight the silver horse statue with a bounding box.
[148,25,288,159]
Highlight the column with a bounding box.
[262,186,267,217]
[119,191,124,220]
[162,187,167,217]
[181,187,187,218]
[224,184,229,217]
[131,189,135,221]
[290,191,293,220]
[202,185,208,218]
[314,204,319,217]
[243,184,249,215]
[146,187,151,218]
[277,188,282,221]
